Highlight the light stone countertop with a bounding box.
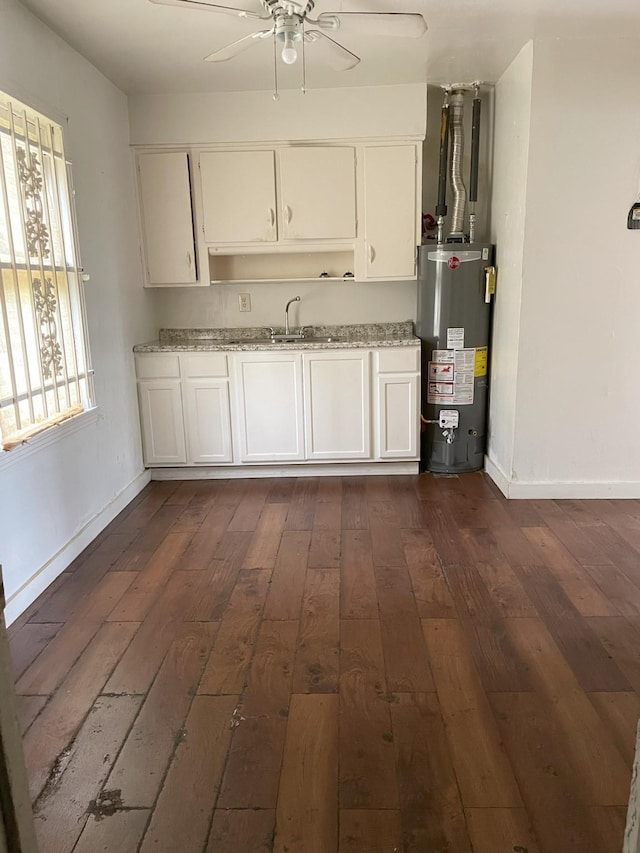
[134,321,420,353]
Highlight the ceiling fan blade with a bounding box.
[304,30,360,71]
[204,29,274,61]
[316,11,427,38]
[149,0,267,22]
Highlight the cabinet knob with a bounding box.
[369,244,376,264]
[186,251,192,268]
[284,205,292,225]
[268,207,275,227]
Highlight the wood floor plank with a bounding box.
[402,528,456,618]
[198,569,271,695]
[16,571,135,696]
[522,526,619,616]
[317,475,342,503]
[365,475,392,502]
[340,529,378,619]
[459,527,537,617]
[23,620,140,800]
[339,619,398,809]
[207,809,275,853]
[284,477,319,531]
[292,568,340,693]
[388,475,426,528]
[422,619,522,808]
[243,503,289,569]
[9,622,62,680]
[109,504,186,574]
[511,563,630,692]
[218,620,298,809]
[581,560,640,617]
[308,501,342,569]
[338,810,403,853]
[228,478,272,532]
[491,691,620,853]
[74,810,150,853]
[465,808,541,853]
[267,477,297,503]
[179,501,236,571]
[589,691,640,768]
[106,621,218,808]
[504,618,630,805]
[443,563,532,692]
[104,571,204,695]
[589,616,640,695]
[112,481,179,535]
[391,692,472,853]
[420,499,471,567]
[341,476,369,530]
[263,530,310,621]
[368,501,405,567]
[15,695,47,735]
[184,531,250,621]
[107,530,193,622]
[28,533,136,623]
[33,696,142,853]
[139,695,238,853]
[273,693,339,853]
[375,564,434,692]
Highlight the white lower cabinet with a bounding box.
[376,374,419,458]
[183,379,232,463]
[136,345,419,468]
[137,380,187,465]
[303,350,370,459]
[233,352,305,462]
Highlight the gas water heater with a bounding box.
[417,84,496,473]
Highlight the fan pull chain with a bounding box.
[272,32,280,101]
[301,21,306,94]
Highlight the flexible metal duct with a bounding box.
[449,89,467,237]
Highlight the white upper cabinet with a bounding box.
[200,150,277,244]
[362,144,418,280]
[278,147,356,241]
[137,151,197,286]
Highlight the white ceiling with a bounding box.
[17,0,640,94]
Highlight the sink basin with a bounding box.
[300,336,343,343]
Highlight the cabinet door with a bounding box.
[183,379,232,464]
[303,351,370,460]
[376,373,419,459]
[363,145,418,279]
[233,353,304,461]
[137,152,197,285]
[279,147,356,240]
[200,150,277,243]
[138,380,186,465]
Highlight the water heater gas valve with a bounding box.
[439,410,460,429]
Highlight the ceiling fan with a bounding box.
[149,0,427,72]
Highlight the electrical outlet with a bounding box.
[238,293,251,312]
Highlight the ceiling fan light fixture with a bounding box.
[281,35,298,64]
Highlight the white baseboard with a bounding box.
[151,461,419,480]
[484,455,640,499]
[4,469,151,626]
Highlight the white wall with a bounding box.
[0,0,154,622]
[487,36,640,497]
[128,84,427,145]
[486,42,533,488]
[152,279,417,331]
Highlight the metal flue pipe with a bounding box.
[468,88,482,243]
[448,89,467,238]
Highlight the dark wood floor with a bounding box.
[8,473,640,852]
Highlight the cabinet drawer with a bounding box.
[135,354,180,379]
[376,347,420,373]
[182,353,228,378]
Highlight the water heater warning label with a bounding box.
[428,349,475,405]
[446,328,465,349]
[474,346,488,377]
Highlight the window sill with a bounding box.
[0,407,100,473]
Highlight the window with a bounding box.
[0,93,93,451]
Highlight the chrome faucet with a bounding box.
[284,295,301,335]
